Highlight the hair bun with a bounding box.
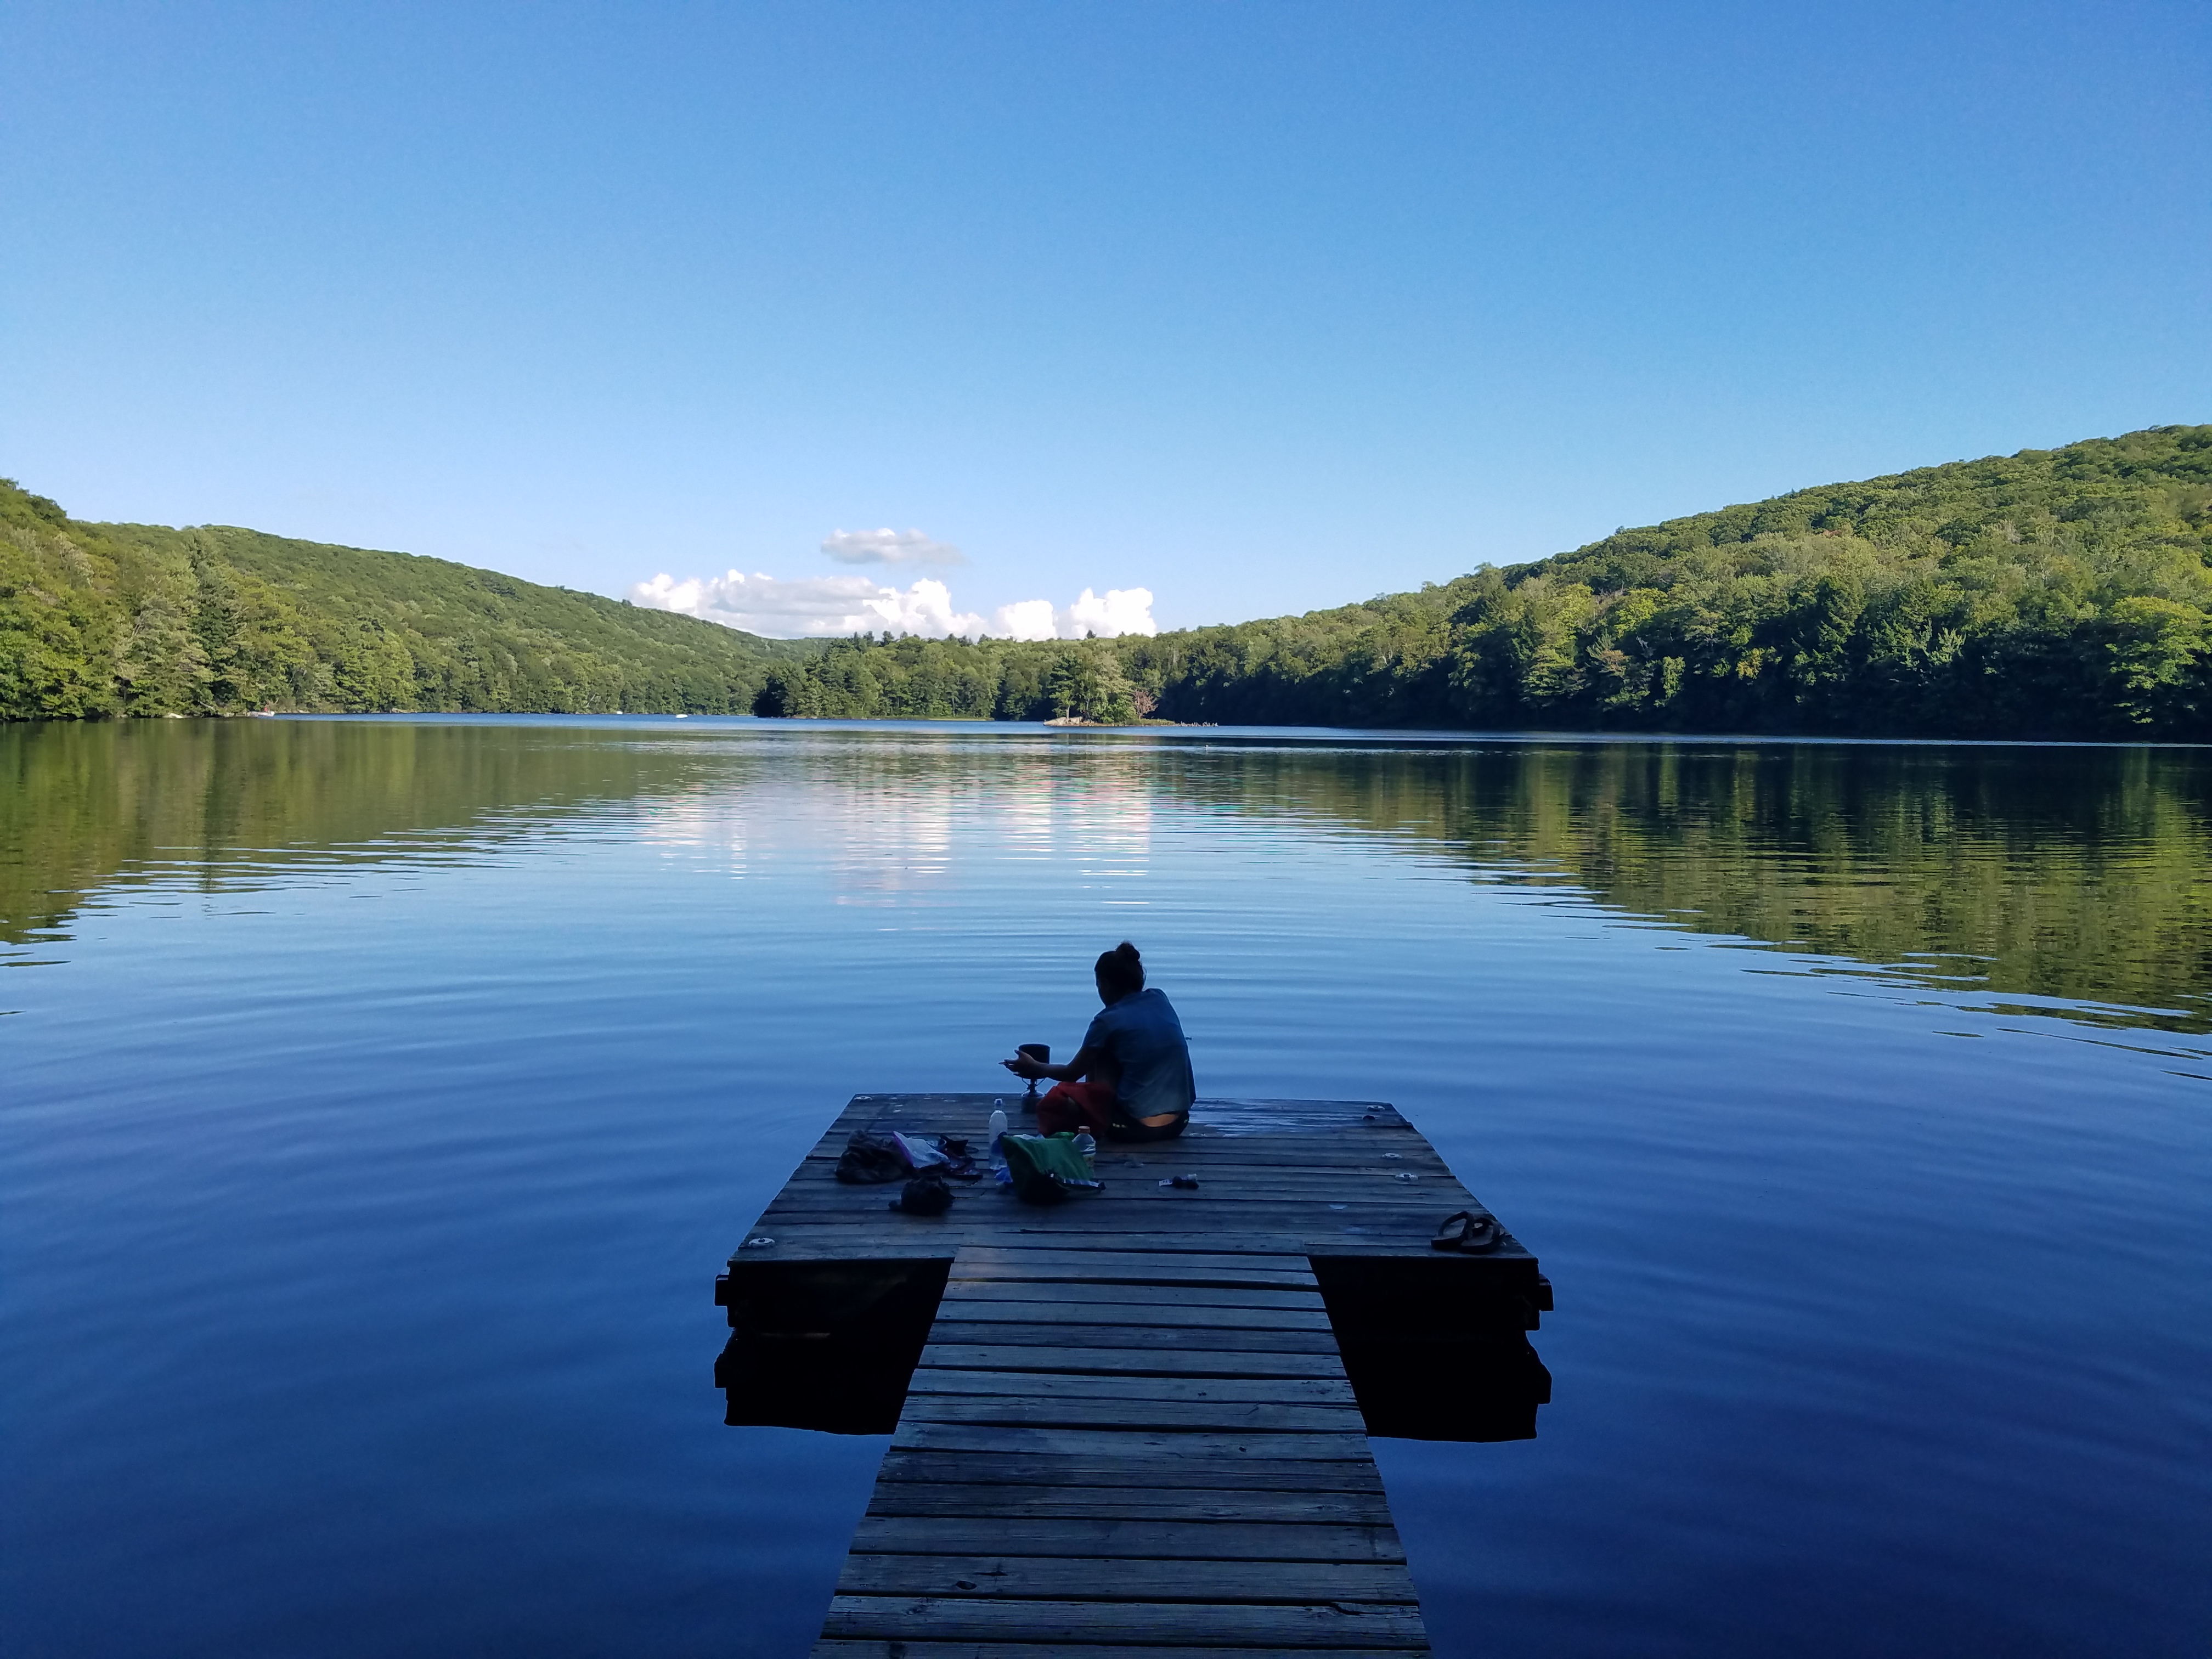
[1094,941,1147,994]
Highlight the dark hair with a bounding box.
[1094,941,1144,997]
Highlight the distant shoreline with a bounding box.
[7,424,2207,740]
[8,711,2200,751]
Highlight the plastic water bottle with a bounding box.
[1072,1128,1096,1166]
[989,1101,1011,1183]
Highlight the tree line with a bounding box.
[5,423,2207,736]
[748,425,2212,740]
[0,486,804,720]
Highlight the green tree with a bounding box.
[2106,595,2209,726]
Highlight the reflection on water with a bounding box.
[1,718,720,944]
[4,716,2209,1658]
[10,719,2209,1035]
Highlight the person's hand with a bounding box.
[1002,1054,1035,1080]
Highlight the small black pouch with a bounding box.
[891,1172,954,1215]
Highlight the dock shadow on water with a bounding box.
[3,716,2208,1657]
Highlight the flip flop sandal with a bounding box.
[1431,1211,1478,1250]
[1458,1214,1503,1252]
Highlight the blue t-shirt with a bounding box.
[1082,988,1196,1122]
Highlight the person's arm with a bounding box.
[1003,1043,1105,1085]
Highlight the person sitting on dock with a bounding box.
[1002,942,1194,1142]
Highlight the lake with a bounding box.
[4,716,2208,1657]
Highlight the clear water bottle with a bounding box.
[1072,1128,1096,1166]
[989,1101,1010,1183]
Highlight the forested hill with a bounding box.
[0,483,804,718]
[754,424,2212,739]
[7,423,2209,735]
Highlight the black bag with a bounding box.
[834,1130,908,1184]
[891,1172,954,1215]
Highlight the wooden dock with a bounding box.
[716,1094,1553,1656]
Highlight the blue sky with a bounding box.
[4,2,2205,634]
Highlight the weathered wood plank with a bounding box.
[754,1210,1511,1248]
[814,1643,1431,1659]
[761,1191,1466,1216]
[801,1124,1434,1148]
[805,1124,1424,1150]
[814,1645,1429,1659]
[802,1141,1445,1171]
[795,1167,1442,1192]
[891,1422,1376,1460]
[818,1595,1432,1647]
[949,1261,1322,1288]
[899,1395,1367,1433]
[833,1553,1420,1603]
[734,1238,1521,1266]
[730,1225,1528,1263]
[917,1346,1347,1379]
[1088,1150,1443,1164]
[918,1300,1336,1331]
[949,1246,1321,1268]
[906,1369,1357,1404]
[940,1282,1325,1311]
[849,1516,1408,1564]
[919,1326,1345,1357]
[860,1484,1397,1526]
[812,1123,1417,1148]
[745,1215,1447,1245]
[898,1400,1366,1434]
[949,1245,1313,1267]
[873,1448,1389,1494]
[1085,1154,1457,1175]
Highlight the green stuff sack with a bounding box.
[1000,1133,1103,1206]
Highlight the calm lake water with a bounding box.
[4,716,2208,1657]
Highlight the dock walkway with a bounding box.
[716,1094,1552,1657]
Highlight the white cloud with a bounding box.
[981,590,1159,640]
[631,572,1159,642]
[1060,587,1158,639]
[820,527,966,566]
[989,599,1060,641]
[628,571,986,639]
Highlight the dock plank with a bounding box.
[731,1223,1530,1263]
[817,1595,1432,1648]
[899,1393,1368,1431]
[893,1421,1378,1460]
[860,1484,1397,1525]
[906,1370,1358,1404]
[901,1401,1367,1436]
[916,1309,1327,1336]
[833,1553,1420,1602]
[816,1645,1430,1659]
[873,1448,1389,1494]
[850,1516,1408,1564]
[919,1328,1346,1359]
[939,1281,1327,1310]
